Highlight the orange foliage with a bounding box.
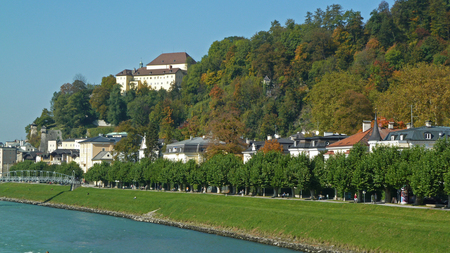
[366,38,381,50]
[260,139,283,154]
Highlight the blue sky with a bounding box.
[0,0,395,142]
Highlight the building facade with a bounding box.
[163,137,213,164]
[0,147,16,175]
[79,136,116,173]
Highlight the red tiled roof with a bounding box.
[116,69,133,76]
[146,52,195,66]
[327,127,398,147]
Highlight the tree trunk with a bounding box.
[292,187,295,198]
[384,188,391,203]
[263,187,265,197]
[334,188,337,200]
[310,189,315,199]
[216,186,221,194]
[415,195,423,205]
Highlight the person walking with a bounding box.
[354,193,358,203]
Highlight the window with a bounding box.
[400,135,404,140]
[391,135,395,141]
[425,133,432,140]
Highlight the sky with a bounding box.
[0,0,396,143]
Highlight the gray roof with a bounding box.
[291,135,347,149]
[116,67,182,76]
[79,135,118,144]
[369,115,382,141]
[50,149,79,157]
[165,137,214,154]
[92,151,113,161]
[383,126,450,141]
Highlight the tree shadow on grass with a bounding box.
[43,190,68,203]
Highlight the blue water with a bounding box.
[0,201,297,253]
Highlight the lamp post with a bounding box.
[363,190,366,204]
[71,170,75,191]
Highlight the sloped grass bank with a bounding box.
[0,183,449,253]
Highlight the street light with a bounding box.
[71,170,75,191]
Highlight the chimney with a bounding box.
[324,132,333,136]
[246,138,250,144]
[267,135,272,140]
[388,122,394,129]
[425,120,432,127]
[362,120,371,132]
[406,123,412,129]
[190,136,193,140]
[274,134,280,139]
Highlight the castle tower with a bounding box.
[39,125,48,153]
[30,122,38,138]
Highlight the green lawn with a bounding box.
[0,183,448,252]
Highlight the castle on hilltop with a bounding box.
[116,52,195,93]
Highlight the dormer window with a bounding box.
[425,133,432,140]
[391,135,395,141]
[400,135,405,141]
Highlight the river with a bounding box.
[0,201,297,253]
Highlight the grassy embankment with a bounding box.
[0,183,448,253]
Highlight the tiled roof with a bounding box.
[328,127,396,147]
[116,69,133,76]
[146,52,195,66]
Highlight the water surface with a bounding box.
[0,201,297,253]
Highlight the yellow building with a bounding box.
[79,135,118,173]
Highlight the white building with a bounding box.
[116,52,195,93]
[370,120,450,151]
[163,137,213,164]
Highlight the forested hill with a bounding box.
[28,0,450,155]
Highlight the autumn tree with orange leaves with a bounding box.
[260,139,284,154]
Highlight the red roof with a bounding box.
[327,127,398,148]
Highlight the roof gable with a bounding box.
[92,151,113,161]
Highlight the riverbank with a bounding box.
[1,183,449,252]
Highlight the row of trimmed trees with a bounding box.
[86,138,450,204]
[17,138,449,205]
